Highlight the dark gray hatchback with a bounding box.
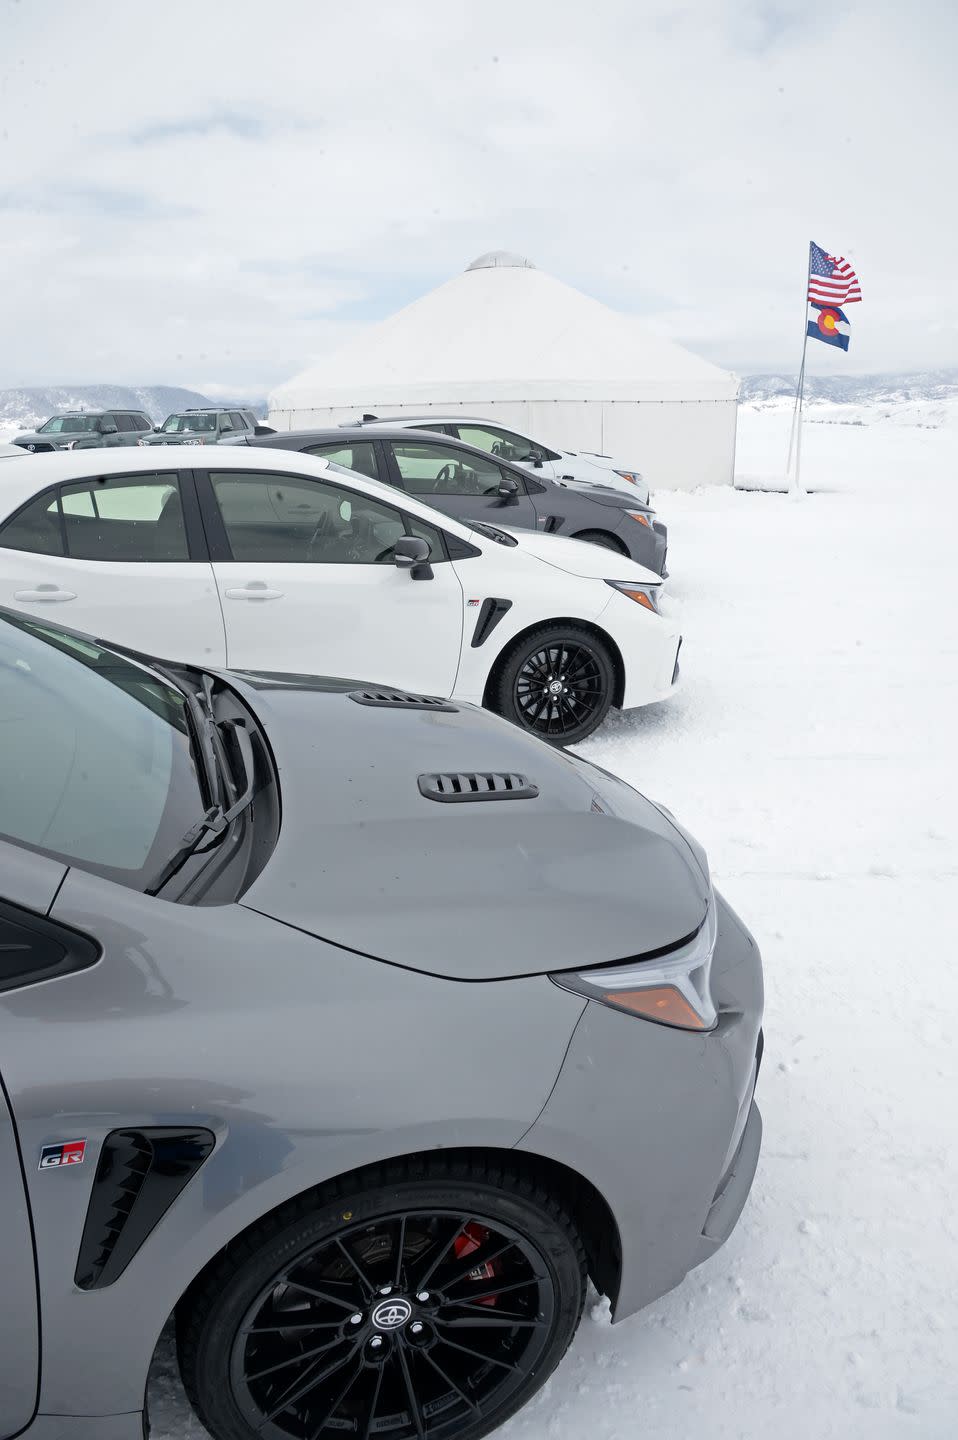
[229,426,669,575]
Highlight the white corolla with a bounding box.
[0,449,680,744]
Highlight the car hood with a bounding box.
[234,674,709,980]
[493,525,662,584]
[12,431,77,446]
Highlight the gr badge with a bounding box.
[39,1139,87,1170]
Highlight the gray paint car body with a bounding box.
[229,426,669,576]
[0,626,762,1440]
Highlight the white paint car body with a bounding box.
[0,449,679,727]
[350,415,652,505]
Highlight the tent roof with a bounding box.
[271,255,737,412]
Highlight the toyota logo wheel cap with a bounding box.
[371,1298,413,1330]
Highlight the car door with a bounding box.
[0,469,227,665]
[199,466,465,693]
[0,839,65,1438]
[385,438,540,531]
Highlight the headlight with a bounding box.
[549,901,718,1031]
[613,469,643,485]
[184,438,202,445]
[623,509,655,528]
[604,578,660,613]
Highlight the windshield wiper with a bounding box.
[146,719,255,896]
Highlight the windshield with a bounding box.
[0,614,208,888]
[162,412,216,433]
[38,415,99,434]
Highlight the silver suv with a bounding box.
[140,407,269,446]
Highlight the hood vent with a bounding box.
[418,772,539,803]
[349,688,458,712]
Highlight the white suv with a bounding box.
[349,415,651,504]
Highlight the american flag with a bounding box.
[808,241,862,306]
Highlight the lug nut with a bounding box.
[410,1321,424,1335]
[416,1291,430,1302]
[349,1313,363,1325]
[369,1335,383,1349]
[378,1285,393,1296]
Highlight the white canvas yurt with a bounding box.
[269,252,739,491]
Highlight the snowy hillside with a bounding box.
[740,370,958,430]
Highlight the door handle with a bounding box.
[14,586,77,603]
[224,583,284,601]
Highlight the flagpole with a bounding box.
[786,242,811,496]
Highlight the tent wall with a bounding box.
[267,397,738,492]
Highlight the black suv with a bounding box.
[140,407,270,447]
[12,410,154,453]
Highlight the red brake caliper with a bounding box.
[452,1222,500,1306]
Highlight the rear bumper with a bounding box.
[518,890,763,1321]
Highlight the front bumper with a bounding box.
[518,890,763,1320]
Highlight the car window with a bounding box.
[162,413,216,434]
[391,441,504,497]
[0,613,206,888]
[218,414,234,431]
[56,474,188,561]
[230,412,248,430]
[0,490,65,555]
[115,414,135,433]
[38,415,98,434]
[210,471,410,564]
[305,441,379,481]
[454,425,538,464]
[132,414,152,431]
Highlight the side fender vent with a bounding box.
[418,772,539,803]
[349,688,458,712]
[75,1127,215,1290]
[470,597,513,648]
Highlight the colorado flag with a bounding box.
[807,302,850,352]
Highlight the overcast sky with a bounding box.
[1,0,954,395]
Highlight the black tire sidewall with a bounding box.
[494,625,615,745]
[180,1171,585,1440]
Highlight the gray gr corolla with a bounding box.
[0,610,763,1440]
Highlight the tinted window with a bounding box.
[59,474,188,561]
[0,613,205,887]
[132,414,152,431]
[391,441,504,497]
[211,471,409,564]
[115,414,136,433]
[0,490,65,555]
[305,441,380,481]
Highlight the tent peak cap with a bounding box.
[466,250,536,271]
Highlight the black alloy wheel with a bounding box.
[492,624,615,745]
[179,1165,585,1440]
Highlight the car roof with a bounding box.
[0,442,480,542]
[254,425,513,451]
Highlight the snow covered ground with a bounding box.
[148,406,957,1438]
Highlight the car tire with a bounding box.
[178,1158,586,1440]
[571,529,626,555]
[490,624,616,745]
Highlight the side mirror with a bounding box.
[497,475,520,500]
[394,535,433,580]
[153,425,162,432]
